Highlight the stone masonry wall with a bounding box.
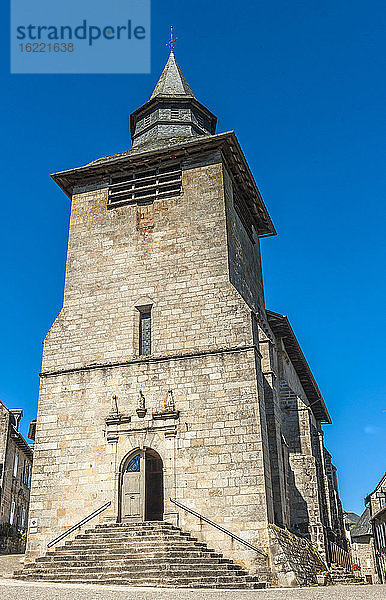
[223,165,274,525]
[352,536,378,582]
[0,407,32,531]
[277,356,325,553]
[27,151,273,573]
[268,524,327,587]
[258,328,287,529]
[28,348,270,573]
[42,152,254,374]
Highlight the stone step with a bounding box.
[17,521,267,589]
[61,540,211,550]
[78,537,196,545]
[16,573,264,588]
[331,574,365,585]
[21,567,249,579]
[85,527,183,534]
[96,521,175,527]
[94,523,177,528]
[30,558,237,569]
[55,546,215,556]
[90,528,183,536]
[17,570,255,581]
[82,527,188,535]
[44,551,224,563]
[58,542,210,554]
[69,535,206,544]
[24,559,243,570]
[38,550,224,561]
[69,536,203,543]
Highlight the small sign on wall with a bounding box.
[29,517,38,533]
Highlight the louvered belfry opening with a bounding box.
[108,161,182,207]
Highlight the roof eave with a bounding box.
[10,426,33,460]
[221,135,276,237]
[266,310,331,424]
[365,472,386,505]
[50,131,276,237]
[51,132,234,197]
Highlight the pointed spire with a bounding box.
[150,50,196,100]
[129,31,217,148]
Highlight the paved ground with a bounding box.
[0,555,25,578]
[0,580,383,600]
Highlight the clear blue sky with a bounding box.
[1,1,385,515]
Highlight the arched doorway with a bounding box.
[120,448,164,522]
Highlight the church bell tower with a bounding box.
[26,44,278,578]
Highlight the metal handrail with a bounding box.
[47,501,111,548]
[170,497,268,558]
[328,539,352,572]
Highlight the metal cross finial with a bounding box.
[166,25,178,51]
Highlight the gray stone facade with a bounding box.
[26,50,346,586]
[0,402,32,542]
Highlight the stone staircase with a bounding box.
[15,521,267,589]
[329,565,365,585]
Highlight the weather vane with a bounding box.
[166,25,178,51]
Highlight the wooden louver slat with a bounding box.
[108,163,182,207]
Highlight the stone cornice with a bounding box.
[40,344,262,379]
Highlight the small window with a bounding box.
[28,464,32,488]
[126,454,140,472]
[13,453,18,477]
[21,508,26,528]
[144,114,151,127]
[171,107,179,119]
[9,501,15,525]
[139,311,151,356]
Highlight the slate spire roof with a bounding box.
[150,50,196,99]
[129,49,217,149]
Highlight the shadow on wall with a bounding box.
[288,465,311,538]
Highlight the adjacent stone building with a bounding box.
[350,507,378,584]
[0,401,33,544]
[365,473,386,584]
[25,49,347,586]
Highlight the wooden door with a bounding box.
[121,453,143,521]
[145,452,164,521]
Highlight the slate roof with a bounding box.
[150,50,196,99]
[351,506,372,537]
[90,131,216,166]
[128,50,217,147]
[343,511,360,527]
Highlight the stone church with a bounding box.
[24,49,347,587]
